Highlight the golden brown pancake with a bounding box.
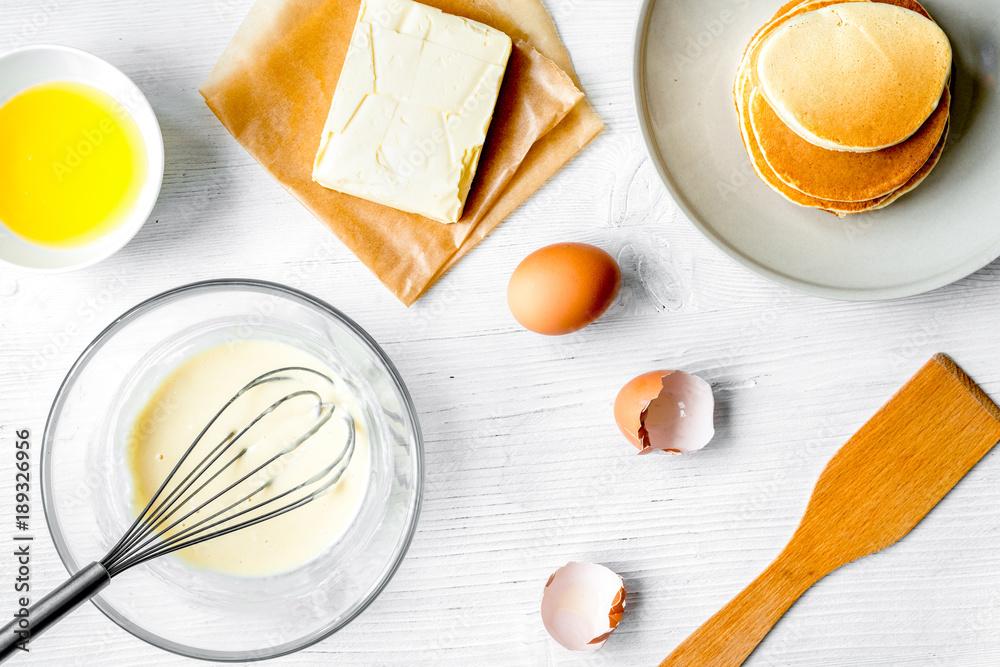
[736,0,868,127]
[868,121,949,211]
[740,68,948,216]
[756,2,951,152]
[734,0,949,216]
[739,0,934,96]
[750,86,950,201]
[736,69,894,216]
[737,59,949,213]
[740,0,860,65]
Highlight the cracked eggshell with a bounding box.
[541,562,626,652]
[614,370,715,455]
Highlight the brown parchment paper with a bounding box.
[201,0,603,305]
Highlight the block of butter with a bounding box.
[313,0,513,223]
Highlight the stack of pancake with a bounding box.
[736,0,953,217]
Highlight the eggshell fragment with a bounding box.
[541,562,626,651]
[614,370,715,455]
[507,242,621,336]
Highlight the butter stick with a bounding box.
[313,0,512,223]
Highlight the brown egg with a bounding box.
[507,243,621,335]
[614,370,715,455]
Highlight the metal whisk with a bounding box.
[0,367,355,661]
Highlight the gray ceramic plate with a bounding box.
[633,0,1000,300]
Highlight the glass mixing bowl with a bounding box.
[41,280,423,661]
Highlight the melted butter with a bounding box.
[0,81,147,248]
[127,339,370,577]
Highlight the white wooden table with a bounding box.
[2,0,1000,665]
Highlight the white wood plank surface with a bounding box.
[1,0,1000,665]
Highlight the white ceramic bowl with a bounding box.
[633,0,1000,301]
[0,44,164,272]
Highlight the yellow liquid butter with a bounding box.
[0,81,147,248]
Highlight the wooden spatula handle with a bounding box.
[659,550,825,667]
[661,355,1000,665]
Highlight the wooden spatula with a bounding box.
[660,354,1000,667]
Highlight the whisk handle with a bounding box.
[0,561,110,662]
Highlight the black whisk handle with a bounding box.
[0,561,111,662]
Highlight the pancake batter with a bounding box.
[127,339,370,576]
